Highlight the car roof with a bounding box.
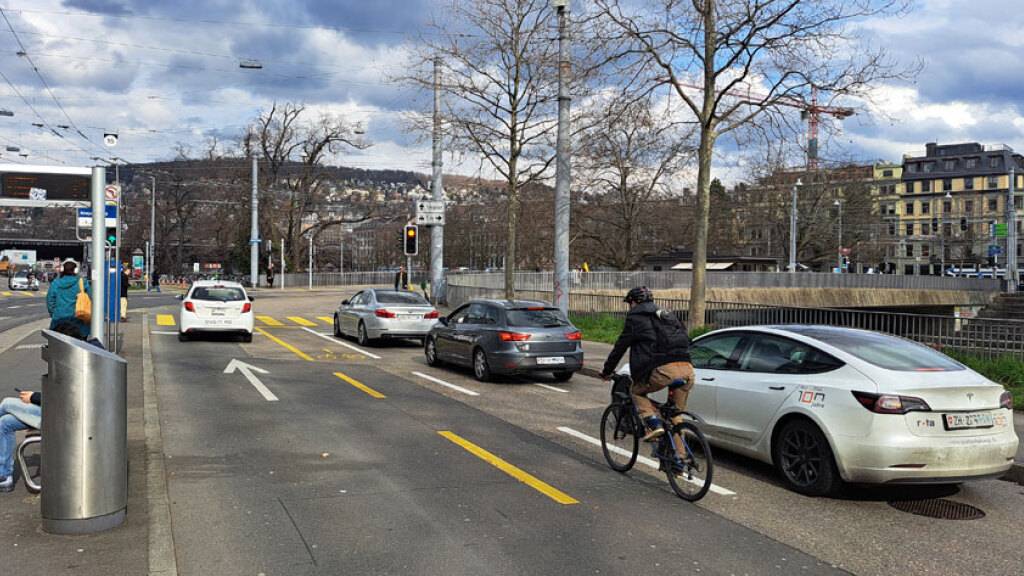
[466,299,553,309]
[191,280,244,288]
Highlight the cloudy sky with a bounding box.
[0,0,1021,182]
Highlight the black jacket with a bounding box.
[602,301,690,383]
[120,272,130,297]
[394,270,408,290]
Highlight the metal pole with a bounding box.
[340,237,344,274]
[308,235,313,290]
[552,1,571,313]
[250,157,259,290]
[836,200,843,271]
[1008,167,1018,292]
[430,56,445,304]
[149,175,156,288]
[789,181,799,273]
[113,164,122,351]
[90,166,105,340]
[280,241,285,290]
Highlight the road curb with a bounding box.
[143,313,179,576]
[0,317,50,354]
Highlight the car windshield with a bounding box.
[507,307,570,328]
[191,286,246,302]
[375,291,428,305]
[786,328,964,372]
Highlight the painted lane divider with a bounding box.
[156,314,176,326]
[556,426,736,497]
[224,359,278,402]
[438,431,579,505]
[256,315,283,326]
[287,316,317,327]
[412,371,479,396]
[254,327,314,361]
[150,331,179,336]
[317,316,334,325]
[302,328,381,360]
[335,372,385,399]
[532,383,569,393]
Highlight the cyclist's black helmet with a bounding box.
[624,286,653,304]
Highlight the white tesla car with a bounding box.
[178,281,254,342]
[619,326,1018,496]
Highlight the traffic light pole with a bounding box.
[552,1,571,314]
[90,166,106,341]
[430,56,445,304]
[251,157,259,290]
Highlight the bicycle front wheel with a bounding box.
[600,404,639,472]
[665,421,713,502]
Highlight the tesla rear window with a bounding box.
[191,287,246,302]
[507,308,570,327]
[789,328,963,372]
[376,291,428,305]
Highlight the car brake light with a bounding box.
[1000,390,1013,410]
[424,310,440,319]
[499,331,531,342]
[242,302,251,313]
[375,308,396,318]
[184,301,195,312]
[526,306,546,311]
[566,330,582,341]
[851,391,931,414]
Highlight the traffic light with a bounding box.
[403,225,418,256]
[105,226,117,247]
[960,218,968,231]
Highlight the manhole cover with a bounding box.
[888,498,985,520]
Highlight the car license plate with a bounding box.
[399,314,421,321]
[943,412,995,430]
[205,319,225,326]
[211,310,226,316]
[537,356,565,365]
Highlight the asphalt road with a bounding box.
[0,286,178,333]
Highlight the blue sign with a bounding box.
[77,205,117,227]
[988,244,1003,257]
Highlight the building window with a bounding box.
[923,162,935,173]
[883,169,893,177]
[965,200,974,212]
[922,202,931,215]
[943,200,952,212]
[905,244,914,257]
[905,222,914,236]
[922,244,930,257]
[988,198,998,212]
[920,264,930,276]
[1016,196,1022,210]
[943,222,952,236]
[921,222,931,235]
[942,178,952,191]
[943,160,955,171]
[964,176,974,190]
[922,180,932,192]
[965,157,979,169]
[888,222,896,236]
[904,181,914,194]
[907,163,918,173]
[990,156,1001,168]
[988,175,999,189]
[905,202,915,215]
[904,264,915,275]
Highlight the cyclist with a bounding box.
[599,286,694,442]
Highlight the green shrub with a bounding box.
[688,325,715,340]
[569,314,624,345]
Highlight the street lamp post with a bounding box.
[834,199,843,271]
[942,190,952,277]
[149,176,156,288]
[788,179,802,273]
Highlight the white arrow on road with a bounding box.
[224,359,278,402]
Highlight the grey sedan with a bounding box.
[424,299,584,382]
[333,289,439,345]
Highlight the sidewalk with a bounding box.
[0,321,148,575]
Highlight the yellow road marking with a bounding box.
[318,316,334,325]
[334,371,385,399]
[156,314,176,326]
[1,291,11,296]
[20,291,35,297]
[257,315,283,326]
[254,327,314,361]
[287,316,317,327]
[437,431,579,505]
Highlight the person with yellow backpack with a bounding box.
[46,259,92,338]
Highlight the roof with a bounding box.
[469,299,552,309]
[191,280,244,288]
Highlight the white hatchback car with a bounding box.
[623,326,1018,496]
[178,281,254,342]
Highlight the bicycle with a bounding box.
[599,373,713,502]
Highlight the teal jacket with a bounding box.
[46,275,92,335]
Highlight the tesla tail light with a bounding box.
[566,330,582,341]
[375,308,396,318]
[499,331,531,342]
[424,310,440,319]
[1000,391,1013,410]
[184,301,195,312]
[852,391,931,414]
[241,302,252,313]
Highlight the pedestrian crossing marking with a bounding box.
[156,314,176,326]
[287,316,317,327]
[257,316,283,326]
[318,316,334,325]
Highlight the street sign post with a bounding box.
[415,199,446,226]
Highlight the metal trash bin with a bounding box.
[40,329,128,534]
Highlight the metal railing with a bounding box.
[446,284,1023,359]
[259,271,429,289]
[447,271,1001,292]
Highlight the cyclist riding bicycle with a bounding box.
[599,286,695,442]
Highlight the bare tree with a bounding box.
[243,102,372,268]
[595,0,910,327]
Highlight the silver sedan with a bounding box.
[333,288,439,345]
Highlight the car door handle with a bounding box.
[769,386,786,391]
[701,377,715,382]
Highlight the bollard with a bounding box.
[39,329,128,534]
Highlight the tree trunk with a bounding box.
[505,177,519,300]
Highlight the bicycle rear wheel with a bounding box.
[665,421,713,502]
[600,403,639,472]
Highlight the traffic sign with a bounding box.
[77,205,117,227]
[995,223,1008,238]
[104,183,120,204]
[415,199,445,226]
[415,212,445,225]
[416,200,444,213]
[103,133,118,147]
[989,244,1003,257]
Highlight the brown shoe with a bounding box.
[641,416,665,442]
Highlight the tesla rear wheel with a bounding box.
[425,337,441,366]
[774,419,840,497]
[600,404,639,472]
[472,348,491,382]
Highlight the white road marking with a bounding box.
[14,343,44,350]
[150,330,179,335]
[556,426,736,496]
[412,371,480,397]
[224,359,278,402]
[533,383,569,393]
[8,305,21,309]
[303,328,381,360]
